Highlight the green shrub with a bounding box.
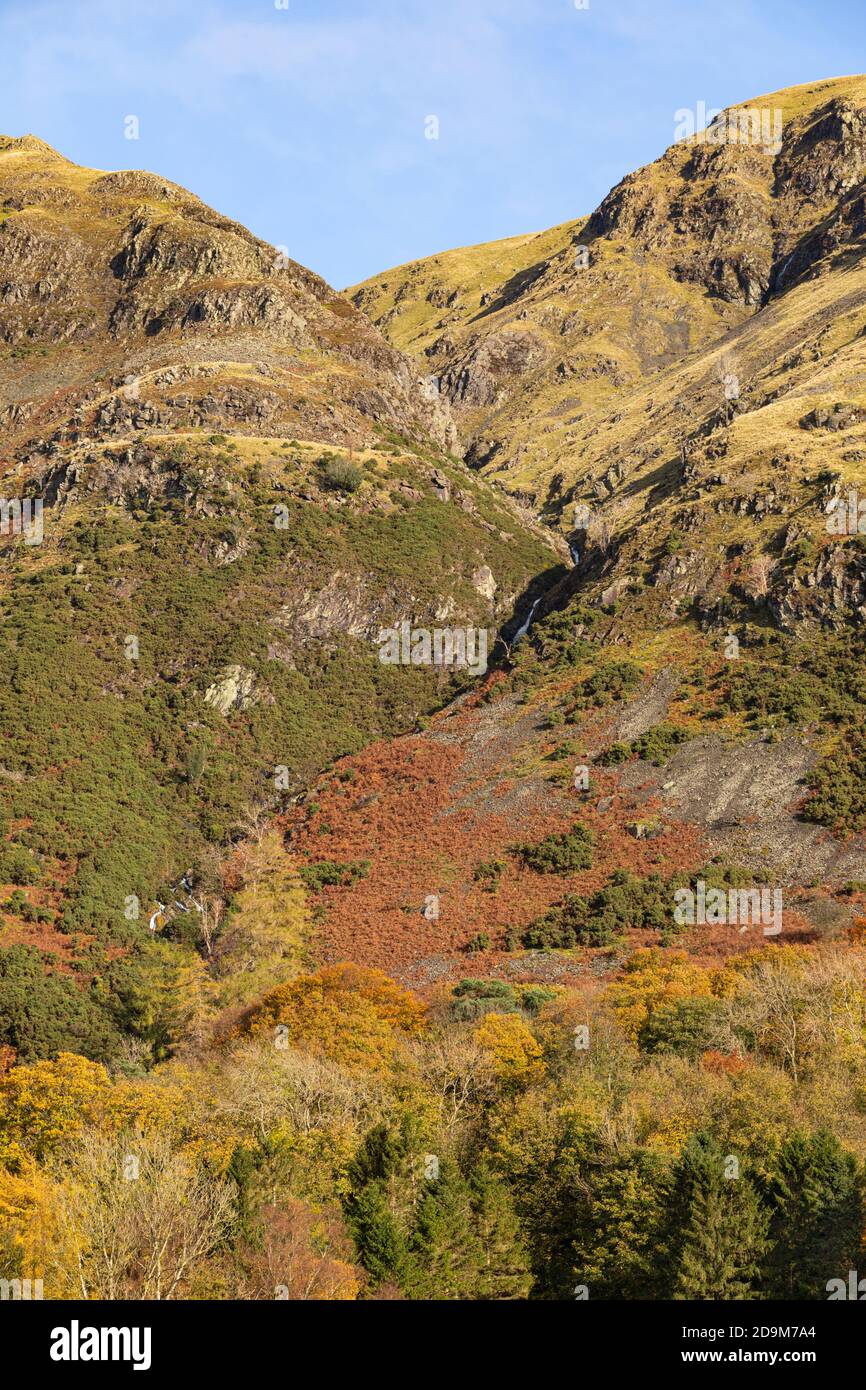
[566,659,642,717]
[519,985,557,1016]
[515,865,751,952]
[453,978,515,1002]
[0,944,122,1062]
[0,845,41,885]
[473,859,505,892]
[465,932,492,953]
[803,738,866,835]
[598,723,689,768]
[1,889,52,923]
[449,978,554,1020]
[519,894,605,949]
[320,457,363,493]
[451,978,518,1020]
[597,742,630,766]
[516,823,594,874]
[299,859,371,891]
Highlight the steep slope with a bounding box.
[352,75,866,512]
[0,132,457,453]
[0,137,557,1060]
[304,77,866,988]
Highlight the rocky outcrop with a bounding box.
[438,329,547,407]
[203,666,271,716]
[0,137,458,464]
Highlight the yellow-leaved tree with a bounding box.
[216,831,311,1007]
[605,949,711,1043]
[473,1012,546,1086]
[0,1052,111,1168]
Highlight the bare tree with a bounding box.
[52,1131,234,1300]
[407,1028,498,1131]
[238,1201,361,1300]
[233,799,272,849]
[197,894,224,960]
[215,1042,383,1143]
[749,554,776,599]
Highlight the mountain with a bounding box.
[314,76,866,987]
[351,75,866,515]
[4,77,866,1310]
[0,135,556,1057]
[4,74,866,1056]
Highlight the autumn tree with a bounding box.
[0,1052,110,1167]
[473,1012,546,1088]
[238,963,426,1072]
[606,949,711,1043]
[52,1130,234,1300]
[237,1200,362,1300]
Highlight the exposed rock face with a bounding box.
[271,572,405,651]
[352,80,866,514]
[472,565,497,601]
[587,94,866,308]
[204,666,271,716]
[0,136,457,462]
[771,546,866,629]
[438,329,547,408]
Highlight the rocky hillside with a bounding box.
[352,75,866,515]
[0,133,465,453]
[0,136,556,1059]
[4,81,866,1315]
[4,77,866,1065]
[297,76,866,990]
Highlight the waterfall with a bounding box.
[513,598,541,644]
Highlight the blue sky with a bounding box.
[0,0,863,287]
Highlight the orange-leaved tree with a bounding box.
[235,963,427,1072]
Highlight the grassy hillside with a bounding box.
[4,83,866,1307]
[351,76,866,519]
[0,138,556,1063]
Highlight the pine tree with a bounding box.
[405,1159,481,1300]
[673,1176,769,1300]
[344,1184,408,1288]
[762,1130,863,1299]
[342,1120,414,1289]
[468,1161,532,1300]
